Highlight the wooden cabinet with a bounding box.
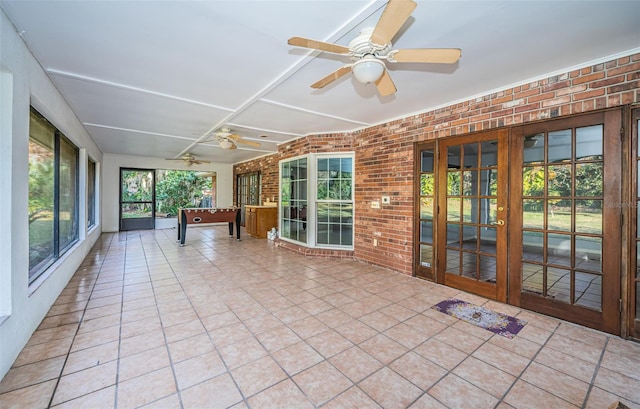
[245,206,278,238]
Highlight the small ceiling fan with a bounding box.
[164,153,210,166]
[200,128,261,150]
[288,0,461,96]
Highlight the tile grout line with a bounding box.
[46,233,113,408]
[113,231,131,409]
[319,295,454,408]
[190,234,401,407]
[417,314,498,408]
[141,230,186,408]
[491,319,559,408]
[165,230,252,407]
[580,336,609,409]
[4,227,640,409]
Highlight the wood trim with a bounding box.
[444,274,496,300]
[602,108,623,335]
[508,126,524,306]
[495,128,509,303]
[629,107,640,338]
[414,141,437,281]
[520,292,608,332]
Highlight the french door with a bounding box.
[509,111,621,334]
[237,171,260,226]
[436,129,509,302]
[415,110,623,334]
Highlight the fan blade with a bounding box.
[370,0,417,46]
[288,37,350,55]
[375,69,396,97]
[236,139,261,148]
[391,48,461,64]
[311,65,352,89]
[226,133,261,148]
[193,160,211,165]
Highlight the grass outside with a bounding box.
[523,210,602,234]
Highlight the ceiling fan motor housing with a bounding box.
[348,27,391,60]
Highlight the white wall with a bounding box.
[102,154,234,232]
[0,8,103,379]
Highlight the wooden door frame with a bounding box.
[629,106,639,338]
[414,141,437,281]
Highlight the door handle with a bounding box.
[492,219,505,226]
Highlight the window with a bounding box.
[279,153,354,248]
[281,157,308,243]
[87,158,96,228]
[316,156,353,246]
[29,107,79,283]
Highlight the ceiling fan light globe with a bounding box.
[524,137,538,148]
[219,139,234,150]
[352,58,385,84]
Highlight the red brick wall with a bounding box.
[234,53,640,275]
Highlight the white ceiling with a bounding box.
[2,0,639,164]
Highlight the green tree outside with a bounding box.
[155,170,212,216]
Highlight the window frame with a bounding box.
[28,107,79,284]
[279,152,355,249]
[315,153,354,248]
[279,155,308,244]
[87,158,96,228]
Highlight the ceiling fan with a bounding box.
[287,0,461,96]
[164,153,211,166]
[200,128,261,150]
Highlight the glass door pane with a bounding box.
[416,146,435,280]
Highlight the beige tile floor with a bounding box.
[1,226,639,409]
